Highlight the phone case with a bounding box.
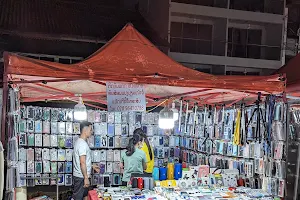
[19,174,26,187]
[42,174,50,185]
[19,148,27,161]
[27,120,34,133]
[100,136,108,148]
[113,162,121,173]
[121,124,129,136]
[107,124,115,137]
[43,161,51,173]
[94,111,101,122]
[51,108,59,121]
[73,123,80,135]
[107,150,114,162]
[65,149,73,161]
[121,112,128,124]
[100,112,107,123]
[51,162,57,173]
[94,123,101,135]
[58,162,65,173]
[58,149,66,161]
[99,150,106,161]
[50,149,57,161]
[50,174,57,185]
[19,133,27,146]
[42,134,50,147]
[115,124,122,136]
[114,112,122,124]
[58,135,66,148]
[57,109,65,121]
[35,161,42,173]
[18,161,26,173]
[35,148,42,161]
[121,137,128,148]
[94,135,101,148]
[57,174,65,185]
[27,148,34,161]
[58,122,66,134]
[115,136,121,148]
[65,174,73,186]
[51,122,58,134]
[27,161,35,173]
[66,109,73,121]
[19,120,27,133]
[27,106,35,119]
[107,112,115,123]
[42,148,50,160]
[106,162,113,173]
[114,150,121,162]
[34,120,42,133]
[35,174,42,186]
[100,162,106,174]
[66,122,73,134]
[65,135,73,148]
[87,110,95,123]
[65,162,73,173]
[108,137,114,148]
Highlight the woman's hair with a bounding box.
[126,134,143,156]
[133,128,153,160]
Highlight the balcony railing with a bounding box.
[171,0,284,15]
[170,37,281,61]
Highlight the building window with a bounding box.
[226,71,260,76]
[171,0,228,8]
[170,22,213,55]
[229,0,283,15]
[227,28,262,59]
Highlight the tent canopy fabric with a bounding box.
[4,23,285,107]
[275,53,300,93]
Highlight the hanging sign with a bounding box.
[106,82,146,112]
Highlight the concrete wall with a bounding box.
[138,0,170,42]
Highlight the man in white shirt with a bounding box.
[73,121,99,200]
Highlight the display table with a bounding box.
[90,186,276,200]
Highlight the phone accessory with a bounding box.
[65,162,73,173]
[115,124,122,136]
[43,161,51,173]
[65,135,73,148]
[51,162,57,173]
[73,123,80,134]
[65,149,73,161]
[35,120,42,133]
[42,174,50,185]
[42,148,50,160]
[35,148,42,161]
[51,122,58,134]
[43,134,50,147]
[58,162,65,173]
[58,149,66,161]
[108,137,114,148]
[50,135,58,147]
[65,174,73,186]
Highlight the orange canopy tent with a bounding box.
[3,23,285,108]
[276,53,300,96]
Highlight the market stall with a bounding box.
[1,24,287,200]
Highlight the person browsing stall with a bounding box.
[133,128,154,174]
[73,121,100,200]
[120,133,147,185]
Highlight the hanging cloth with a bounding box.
[0,141,4,200]
[233,109,241,145]
[240,105,246,146]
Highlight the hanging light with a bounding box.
[74,96,87,121]
[171,102,179,121]
[159,103,174,129]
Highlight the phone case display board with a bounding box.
[17,106,163,187]
[177,97,287,198]
[286,103,300,200]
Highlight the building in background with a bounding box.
[140,0,287,75]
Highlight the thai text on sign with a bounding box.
[106,82,146,112]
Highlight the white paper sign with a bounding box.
[106,82,146,112]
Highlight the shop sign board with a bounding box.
[106,82,146,112]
